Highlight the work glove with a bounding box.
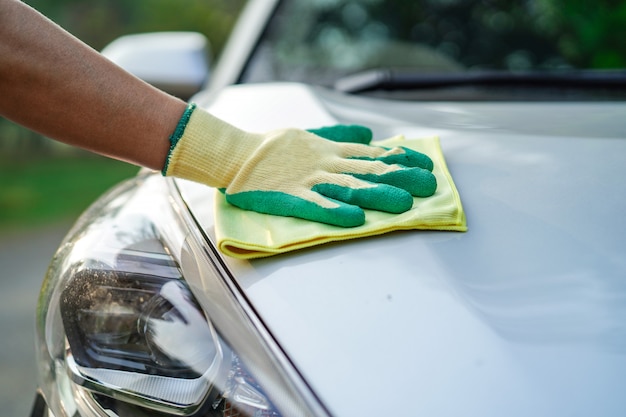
[163,103,436,227]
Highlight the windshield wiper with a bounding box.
[334,69,626,94]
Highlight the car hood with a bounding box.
[177,83,626,417]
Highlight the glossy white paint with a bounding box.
[178,83,626,416]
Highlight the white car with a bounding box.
[32,1,626,416]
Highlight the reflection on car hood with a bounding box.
[177,83,626,417]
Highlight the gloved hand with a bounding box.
[163,103,436,227]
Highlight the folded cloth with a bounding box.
[215,135,466,259]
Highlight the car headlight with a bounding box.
[35,173,328,417]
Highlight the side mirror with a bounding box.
[102,32,210,100]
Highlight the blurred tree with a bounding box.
[24,0,245,52]
[364,0,626,71]
[555,0,626,68]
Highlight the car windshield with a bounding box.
[240,0,626,100]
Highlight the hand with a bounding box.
[163,104,436,227]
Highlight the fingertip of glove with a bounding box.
[365,183,415,213]
[410,168,437,197]
[331,205,366,227]
[384,188,414,213]
[379,147,434,171]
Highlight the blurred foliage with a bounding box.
[557,0,626,68]
[24,0,246,52]
[0,155,139,230]
[412,0,626,70]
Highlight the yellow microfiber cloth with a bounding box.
[215,135,466,259]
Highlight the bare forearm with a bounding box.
[0,0,186,170]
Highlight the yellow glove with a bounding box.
[163,104,436,227]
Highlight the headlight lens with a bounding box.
[35,174,327,417]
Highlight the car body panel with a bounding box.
[177,82,626,416]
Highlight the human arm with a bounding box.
[0,0,185,170]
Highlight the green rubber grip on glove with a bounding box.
[307,125,373,144]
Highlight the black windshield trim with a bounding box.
[334,69,626,94]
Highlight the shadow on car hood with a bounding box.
[177,83,626,417]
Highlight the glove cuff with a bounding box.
[162,103,196,175]
[162,103,262,187]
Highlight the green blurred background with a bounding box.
[0,0,245,233]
